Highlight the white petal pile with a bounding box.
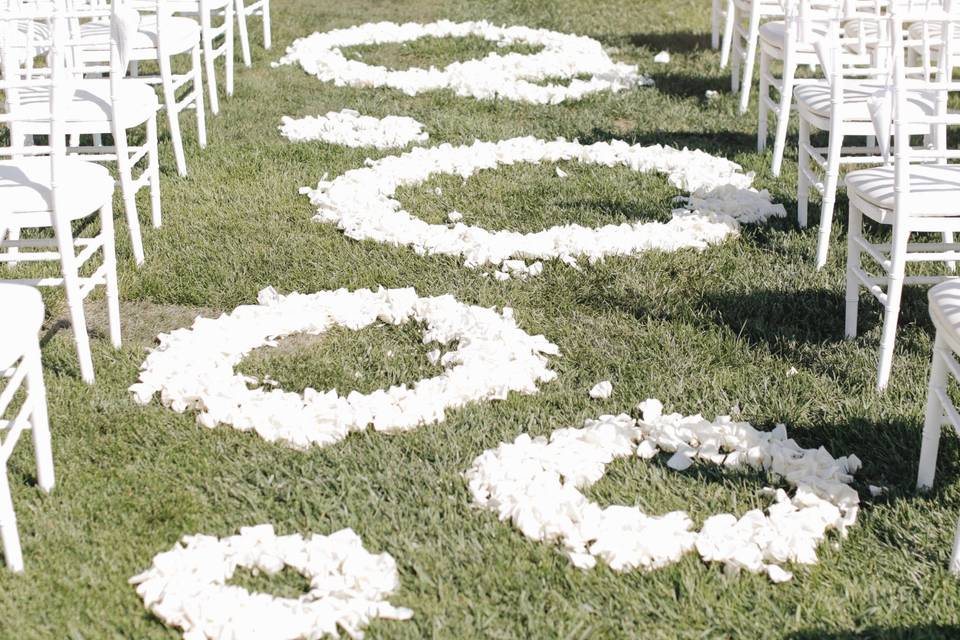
[279,109,429,149]
[129,287,559,450]
[275,20,651,105]
[301,137,786,273]
[129,524,412,640]
[465,399,860,582]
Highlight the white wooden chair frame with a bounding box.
[1,3,122,384]
[234,0,268,68]
[83,0,206,177]
[730,0,785,113]
[0,286,54,574]
[844,8,960,390]
[171,0,233,115]
[917,282,960,572]
[796,9,898,270]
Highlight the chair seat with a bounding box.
[929,281,960,350]
[845,164,960,217]
[0,284,44,370]
[79,15,200,58]
[759,20,827,52]
[0,158,114,225]
[795,81,938,122]
[15,80,159,133]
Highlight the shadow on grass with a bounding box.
[578,127,756,156]
[594,31,713,54]
[788,625,960,640]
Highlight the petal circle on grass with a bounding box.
[130,287,559,449]
[275,20,651,105]
[300,137,786,275]
[465,400,861,582]
[129,524,413,640]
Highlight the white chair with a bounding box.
[8,0,162,267]
[78,0,206,177]
[0,283,55,573]
[794,10,912,270]
[1,4,122,384]
[916,281,960,573]
[170,0,233,115]
[757,0,832,177]
[843,8,960,390]
[234,0,268,67]
[730,0,785,113]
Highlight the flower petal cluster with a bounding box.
[301,137,787,274]
[279,109,429,149]
[130,287,559,449]
[275,20,651,105]
[465,400,860,582]
[129,524,412,640]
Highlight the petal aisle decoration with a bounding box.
[279,109,429,149]
[130,287,559,449]
[130,524,413,640]
[465,399,861,582]
[274,20,651,105]
[300,137,787,276]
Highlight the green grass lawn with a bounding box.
[3,0,960,637]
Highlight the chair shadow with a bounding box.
[577,127,758,158]
[788,625,960,640]
[593,31,713,54]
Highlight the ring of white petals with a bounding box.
[465,399,861,582]
[129,524,413,640]
[130,287,559,450]
[275,20,651,105]
[279,109,429,149]
[301,137,786,277]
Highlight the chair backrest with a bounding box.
[812,4,891,104]
[0,2,69,169]
[890,8,960,216]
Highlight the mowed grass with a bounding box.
[2,0,960,637]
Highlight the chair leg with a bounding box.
[797,117,811,229]
[0,470,23,573]
[225,1,235,96]
[876,224,910,391]
[236,0,252,67]
[731,7,743,91]
[201,8,220,116]
[720,0,736,69]
[951,519,960,574]
[5,224,20,269]
[261,0,271,50]
[844,202,863,339]
[771,57,796,177]
[159,55,188,177]
[738,8,760,113]
[147,114,163,229]
[25,342,54,495]
[100,201,122,351]
[712,0,722,49]
[757,49,770,152]
[192,45,208,149]
[113,128,146,266]
[918,332,949,491]
[944,232,957,272]
[54,220,95,384]
[816,124,844,270]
